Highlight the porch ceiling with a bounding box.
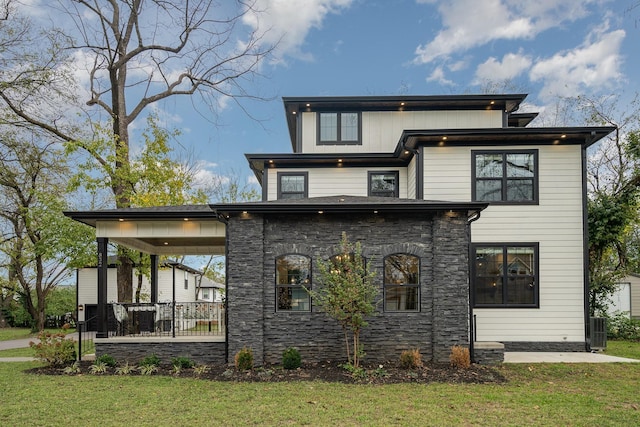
[64,205,226,256]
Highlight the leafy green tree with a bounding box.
[0,1,274,302]
[310,233,378,368]
[581,93,640,314]
[0,133,94,330]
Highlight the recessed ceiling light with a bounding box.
[561,134,567,138]
[118,218,124,222]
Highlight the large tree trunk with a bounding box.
[117,250,133,303]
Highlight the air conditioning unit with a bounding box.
[590,317,607,351]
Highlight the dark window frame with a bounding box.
[368,170,400,198]
[471,149,539,204]
[275,254,312,312]
[383,253,420,312]
[316,112,362,145]
[471,243,540,308]
[277,172,308,200]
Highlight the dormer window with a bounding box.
[318,112,361,145]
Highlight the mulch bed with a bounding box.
[27,360,507,385]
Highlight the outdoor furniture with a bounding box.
[112,304,129,336]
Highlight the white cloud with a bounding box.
[474,52,532,82]
[242,0,354,63]
[426,66,455,86]
[413,0,599,64]
[529,27,625,100]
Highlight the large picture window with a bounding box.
[276,255,311,311]
[384,254,419,312]
[472,150,537,203]
[278,172,308,199]
[369,171,399,198]
[472,244,539,307]
[318,112,361,144]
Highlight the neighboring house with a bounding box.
[608,274,640,318]
[77,261,222,330]
[66,93,614,365]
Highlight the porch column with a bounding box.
[96,237,109,338]
[150,254,158,303]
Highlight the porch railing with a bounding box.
[108,302,225,338]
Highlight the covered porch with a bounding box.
[66,205,228,364]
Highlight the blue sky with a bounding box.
[25,0,640,194]
[172,0,640,190]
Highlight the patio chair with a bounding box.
[112,303,129,336]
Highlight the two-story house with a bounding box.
[66,93,614,366]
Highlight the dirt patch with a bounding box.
[27,360,506,385]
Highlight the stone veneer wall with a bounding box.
[95,340,226,365]
[226,210,471,365]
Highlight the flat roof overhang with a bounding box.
[397,126,616,153]
[212,195,488,217]
[283,94,528,151]
[64,205,225,255]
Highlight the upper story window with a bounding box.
[318,112,361,144]
[278,172,308,199]
[472,150,538,203]
[369,171,399,197]
[472,243,539,308]
[276,254,311,312]
[384,254,420,312]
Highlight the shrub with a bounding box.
[63,362,81,375]
[399,348,423,369]
[115,363,136,375]
[89,360,109,374]
[234,347,253,371]
[282,347,302,370]
[193,365,210,377]
[140,354,161,367]
[449,345,471,369]
[171,356,195,369]
[30,332,76,367]
[96,354,117,368]
[607,312,640,341]
[139,364,158,375]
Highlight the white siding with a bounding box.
[424,144,587,343]
[267,167,408,200]
[301,110,503,154]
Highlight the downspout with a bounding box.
[581,144,591,351]
[467,210,482,363]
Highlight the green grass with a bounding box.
[0,347,34,357]
[0,327,75,341]
[0,362,639,426]
[604,340,640,359]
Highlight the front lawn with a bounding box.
[604,340,640,359]
[0,361,639,426]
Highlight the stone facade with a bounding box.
[226,210,471,365]
[95,339,226,365]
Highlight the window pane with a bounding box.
[475,154,503,178]
[276,255,311,285]
[384,254,419,284]
[506,247,534,275]
[506,276,535,304]
[320,113,337,141]
[475,247,503,276]
[341,112,359,141]
[506,154,534,177]
[276,255,311,311]
[475,277,503,304]
[506,179,533,201]
[385,286,419,311]
[475,179,502,201]
[281,175,304,193]
[371,172,397,197]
